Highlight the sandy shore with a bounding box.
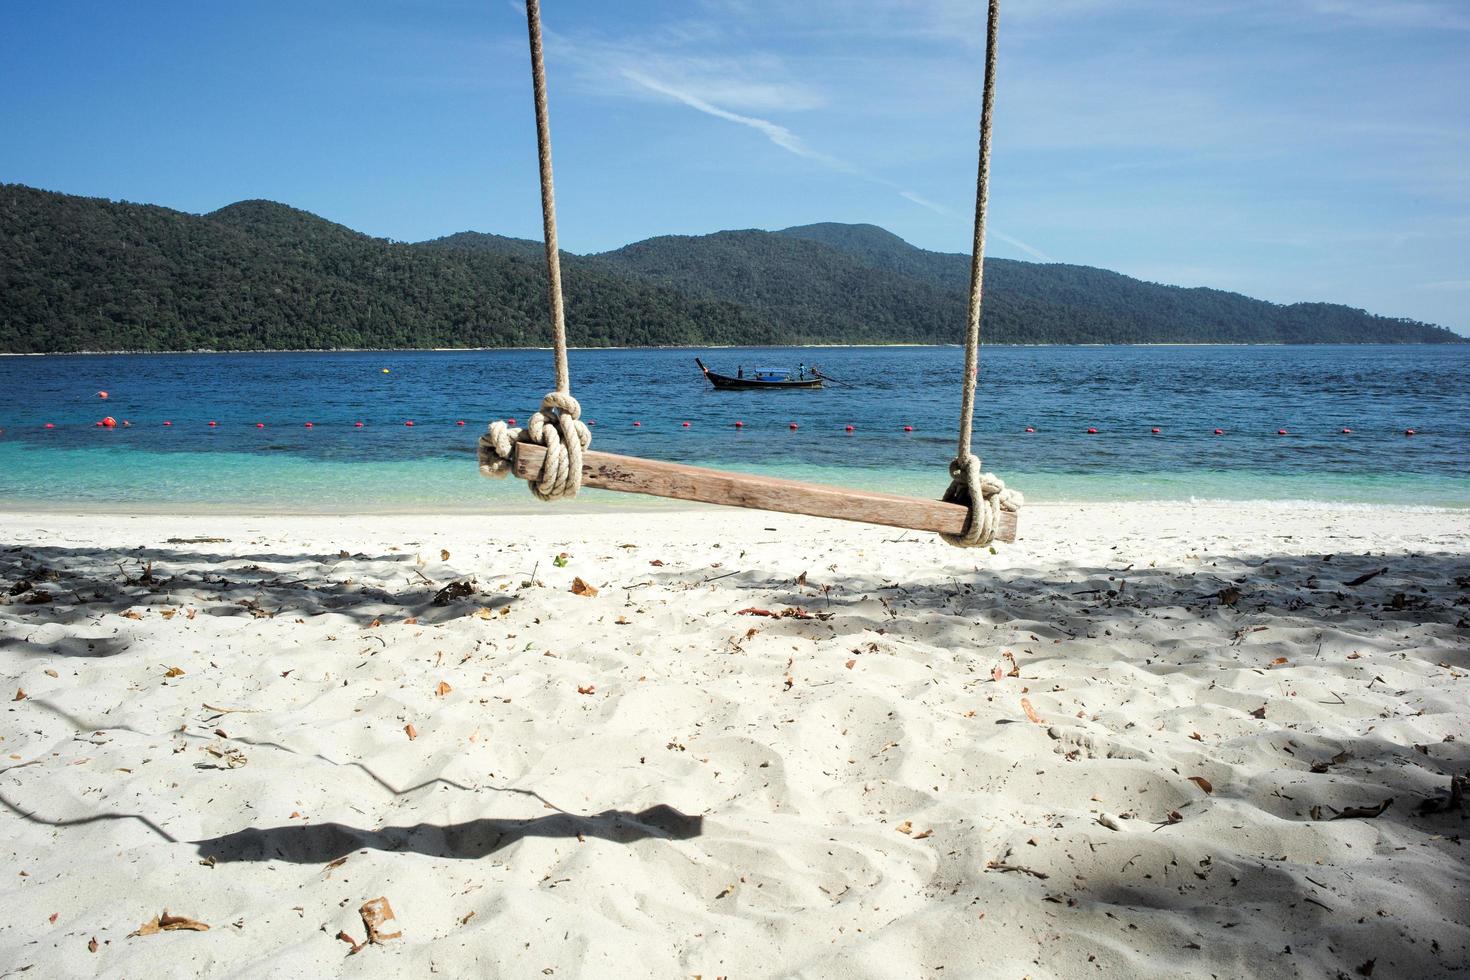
[1,502,1466,978]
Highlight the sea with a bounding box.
[1,345,1466,513]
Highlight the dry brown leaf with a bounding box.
[1189,731,1203,741]
[336,930,363,955]
[614,616,631,625]
[360,897,402,943]
[44,668,59,678]
[163,666,185,678]
[570,578,598,597]
[14,688,28,701]
[440,549,450,562]
[649,559,665,567]
[366,618,382,629]
[845,659,856,670]
[186,608,197,620]
[404,724,418,741]
[577,685,596,695]
[1187,775,1214,794]
[129,909,209,936]
[404,617,419,626]
[160,608,177,620]
[1250,706,1267,719]
[1270,657,1288,666]
[121,610,143,620]
[88,937,98,953]
[1003,651,1020,677]
[435,681,452,697]
[913,828,934,840]
[469,607,493,620]
[1020,697,1042,724]
[991,665,1004,682]
[896,820,913,835]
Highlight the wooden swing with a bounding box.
[480,0,1020,548]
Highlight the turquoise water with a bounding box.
[1,346,1466,511]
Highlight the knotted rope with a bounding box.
[481,0,589,501]
[940,0,1021,548]
[479,391,591,500]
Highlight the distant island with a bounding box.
[0,183,1461,353]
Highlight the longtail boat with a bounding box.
[695,357,823,390]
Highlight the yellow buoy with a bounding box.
[381,368,390,374]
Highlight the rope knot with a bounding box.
[940,453,1023,548]
[478,391,591,501]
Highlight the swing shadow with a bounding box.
[191,804,703,864]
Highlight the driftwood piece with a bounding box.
[512,443,1017,542]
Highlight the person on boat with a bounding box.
[798,363,806,379]
[737,366,744,379]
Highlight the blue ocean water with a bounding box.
[1,345,1466,511]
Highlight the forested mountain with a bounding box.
[0,183,1459,353]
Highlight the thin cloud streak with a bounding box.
[992,231,1053,261]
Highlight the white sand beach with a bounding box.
[1,502,1466,978]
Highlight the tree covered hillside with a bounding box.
[0,183,1460,353]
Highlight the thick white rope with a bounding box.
[479,391,591,501]
[482,0,588,501]
[941,0,1020,548]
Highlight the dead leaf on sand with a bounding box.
[577,685,596,696]
[435,681,452,697]
[570,578,598,597]
[336,930,363,955]
[1003,651,1020,677]
[1250,706,1267,719]
[121,610,143,620]
[913,828,934,840]
[162,666,185,678]
[1020,697,1042,724]
[440,549,450,562]
[469,607,493,620]
[895,820,913,835]
[404,724,418,741]
[12,689,25,701]
[1187,776,1214,794]
[1312,798,1393,821]
[359,897,402,943]
[991,665,1004,682]
[130,910,209,936]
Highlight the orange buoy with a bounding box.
[101,416,117,428]
[97,391,108,399]
[1087,427,1098,434]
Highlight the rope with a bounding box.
[480,0,589,499]
[940,0,1021,548]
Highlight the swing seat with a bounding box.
[513,443,1017,542]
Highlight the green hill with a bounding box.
[0,183,1459,353]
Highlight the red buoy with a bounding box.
[1214,428,1224,435]
[97,391,108,400]
[1405,428,1416,436]
[1341,427,1352,434]
[587,420,596,426]
[209,421,218,427]
[734,421,744,428]
[101,416,116,428]
[163,421,172,426]
[405,420,415,427]
[1024,426,1034,433]
[681,421,691,428]
[903,425,913,432]
[44,423,55,429]
[1151,427,1161,434]
[456,420,465,426]
[354,421,364,428]
[507,417,517,426]
[1278,428,1287,435]
[633,421,641,427]
[789,422,799,430]
[122,420,131,427]
[305,422,314,428]
[845,424,854,432]
[256,422,265,429]
[1087,427,1098,434]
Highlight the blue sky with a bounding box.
[2,0,1467,332]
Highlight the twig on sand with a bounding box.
[985,861,1049,880]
